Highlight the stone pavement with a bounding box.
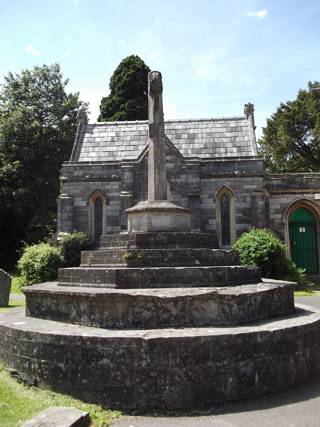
[111,295,320,427]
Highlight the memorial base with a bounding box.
[126,200,191,232]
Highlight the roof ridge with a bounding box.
[87,116,247,126]
[165,116,246,123]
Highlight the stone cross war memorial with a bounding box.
[1,71,320,410]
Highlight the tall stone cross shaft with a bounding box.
[147,71,167,201]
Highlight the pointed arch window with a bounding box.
[216,187,236,247]
[89,191,107,241]
[221,193,231,246]
[94,197,103,239]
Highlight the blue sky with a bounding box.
[1,0,320,137]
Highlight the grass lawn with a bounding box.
[10,272,24,295]
[0,295,25,313]
[294,276,320,297]
[0,363,121,427]
[294,289,316,296]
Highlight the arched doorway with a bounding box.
[289,207,318,274]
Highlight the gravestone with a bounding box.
[0,269,11,307]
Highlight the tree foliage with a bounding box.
[18,243,64,285]
[233,228,308,286]
[60,232,90,267]
[259,81,320,172]
[0,64,86,267]
[98,55,150,122]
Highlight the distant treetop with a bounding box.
[259,81,320,172]
[98,55,150,122]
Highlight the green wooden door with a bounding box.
[289,207,318,274]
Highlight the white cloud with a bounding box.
[247,9,268,20]
[74,0,80,6]
[25,44,41,56]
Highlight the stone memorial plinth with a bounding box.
[0,269,11,307]
[127,200,191,232]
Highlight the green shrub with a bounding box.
[233,228,308,286]
[18,243,64,286]
[60,232,90,267]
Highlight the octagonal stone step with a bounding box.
[99,232,218,249]
[24,280,295,329]
[58,265,261,288]
[1,303,320,410]
[80,248,239,268]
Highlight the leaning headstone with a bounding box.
[22,407,90,427]
[0,269,11,307]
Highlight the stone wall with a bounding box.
[58,158,320,247]
[57,154,266,238]
[199,159,265,238]
[59,162,123,236]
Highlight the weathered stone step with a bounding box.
[1,303,320,410]
[81,248,239,267]
[24,281,295,329]
[99,232,218,249]
[58,265,260,288]
[22,407,90,427]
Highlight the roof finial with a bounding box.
[77,108,88,128]
[244,102,255,129]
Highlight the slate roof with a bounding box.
[72,117,257,162]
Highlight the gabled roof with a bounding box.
[71,116,257,162]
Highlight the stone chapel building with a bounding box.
[57,104,320,275]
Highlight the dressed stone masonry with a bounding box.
[126,71,191,233]
[1,71,320,410]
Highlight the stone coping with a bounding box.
[261,277,297,286]
[24,281,292,298]
[1,304,317,339]
[58,265,258,271]
[126,200,191,213]
[24,280,294,328]
[98,231,218,248]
